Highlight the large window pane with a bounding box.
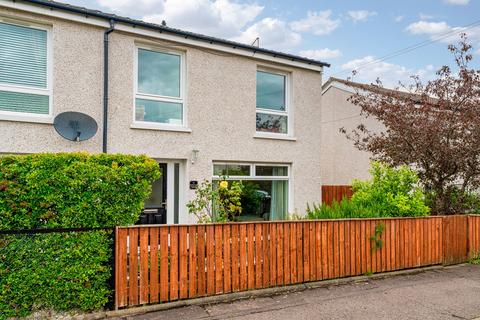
[0,22,47,88]
[256,71,285,111]
[255,166,288,177]
[0,90,49,114]
[135,98,182,124]
[213,164,250,176]
[138,49,180,97]
[256,113,288,134]
[235,180,288,221]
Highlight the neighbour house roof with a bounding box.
[323,77,435,103]
[10,0,330,69]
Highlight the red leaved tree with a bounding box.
[343,34,480,214]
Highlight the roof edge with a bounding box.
[17,0,330,68]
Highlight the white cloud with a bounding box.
[394,15,404,23]
[443,0,470,5]
[299,48,342,60]
[340,56,437,88]
[290,10,340,36]
[406,21,451,35]
[419,13,434,20]
[406,20,480,46]
[232,18,301,51]
[346,10,377,23]
[143,0,263,39]
[98,0,164,17]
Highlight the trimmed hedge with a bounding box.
[0,153,160,318]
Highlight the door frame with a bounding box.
[155,159,186,224]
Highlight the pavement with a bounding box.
[124,264,480,320]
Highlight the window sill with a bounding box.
[0,113,53,124]
[254,133,297,141]
[130,123,192,133]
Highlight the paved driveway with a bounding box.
[127,265,480,320]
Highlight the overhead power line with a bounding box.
[332,18,480,78]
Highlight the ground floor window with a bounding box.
[213,163,290,221]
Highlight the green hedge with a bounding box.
[0,153,160,318]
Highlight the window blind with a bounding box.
[0,21,49,115]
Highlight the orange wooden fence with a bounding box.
[321,185,353,205]
[115,215,480,309]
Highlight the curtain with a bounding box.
[270,180,288,220]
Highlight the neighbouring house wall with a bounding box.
[321,85,382,185]
[0,8,323,221]
[0,8,104,154]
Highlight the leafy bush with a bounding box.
[187,179,244,222]
[351,162,429,217]
[307,162,429,220]
[0,153,160,318]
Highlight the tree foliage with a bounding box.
[343,34,480,214]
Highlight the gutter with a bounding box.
[21,0,330,68]
[103,19,114,153]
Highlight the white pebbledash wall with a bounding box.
[0,7,324,222]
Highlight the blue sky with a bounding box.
[69,0,480,87]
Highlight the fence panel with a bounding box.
[468,215,480,259]
[115,216,474,309]
[321,185,353,205]
[443,215,468,265]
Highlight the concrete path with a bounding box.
[126,265,480,320]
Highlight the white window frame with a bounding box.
[132,44,188,131]
[255,67,292,139]
[212,162,293,216]
[0,17,53,123]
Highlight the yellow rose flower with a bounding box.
[219,180,228,189]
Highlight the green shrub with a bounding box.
[307,162,429,220]
[0,153,160,318]
[350,162,429,217]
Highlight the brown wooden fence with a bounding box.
[321,185,353,205]
[115,215,480,309]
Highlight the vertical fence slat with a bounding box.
[315,222,322,280]
[263,224,270,288]
[327,221,334,278]
[169,227,179,301]
[277,223,284,285]
[159,228,169,302]
[128,228,139,306]
[309,222,316,281]
[247,224,255,290]
[197,225,206,296]
[296,222,304,283]
[223,225,232,294]
[321,222,328,279]
[179,227,188,299]
[149,228,159,304]
[139,228,149,304]
[206,225,215,295]
[255,224,263,288]
[270,223,277,286]
[115,228,128,308]
[303,222,310,281]
[290,222,297,283]
[239,224,248,291]
[215,225,224,294]
[231,224,240,292]
[283,223,291,285]
[188,226,197,298]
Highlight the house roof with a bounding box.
[17,0,330,68]
[322,77,431,103]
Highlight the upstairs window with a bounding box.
[135,46,185,127]
[256,69,290,135]
[0,20,51,119]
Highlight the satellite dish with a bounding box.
[53,112,98,142]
